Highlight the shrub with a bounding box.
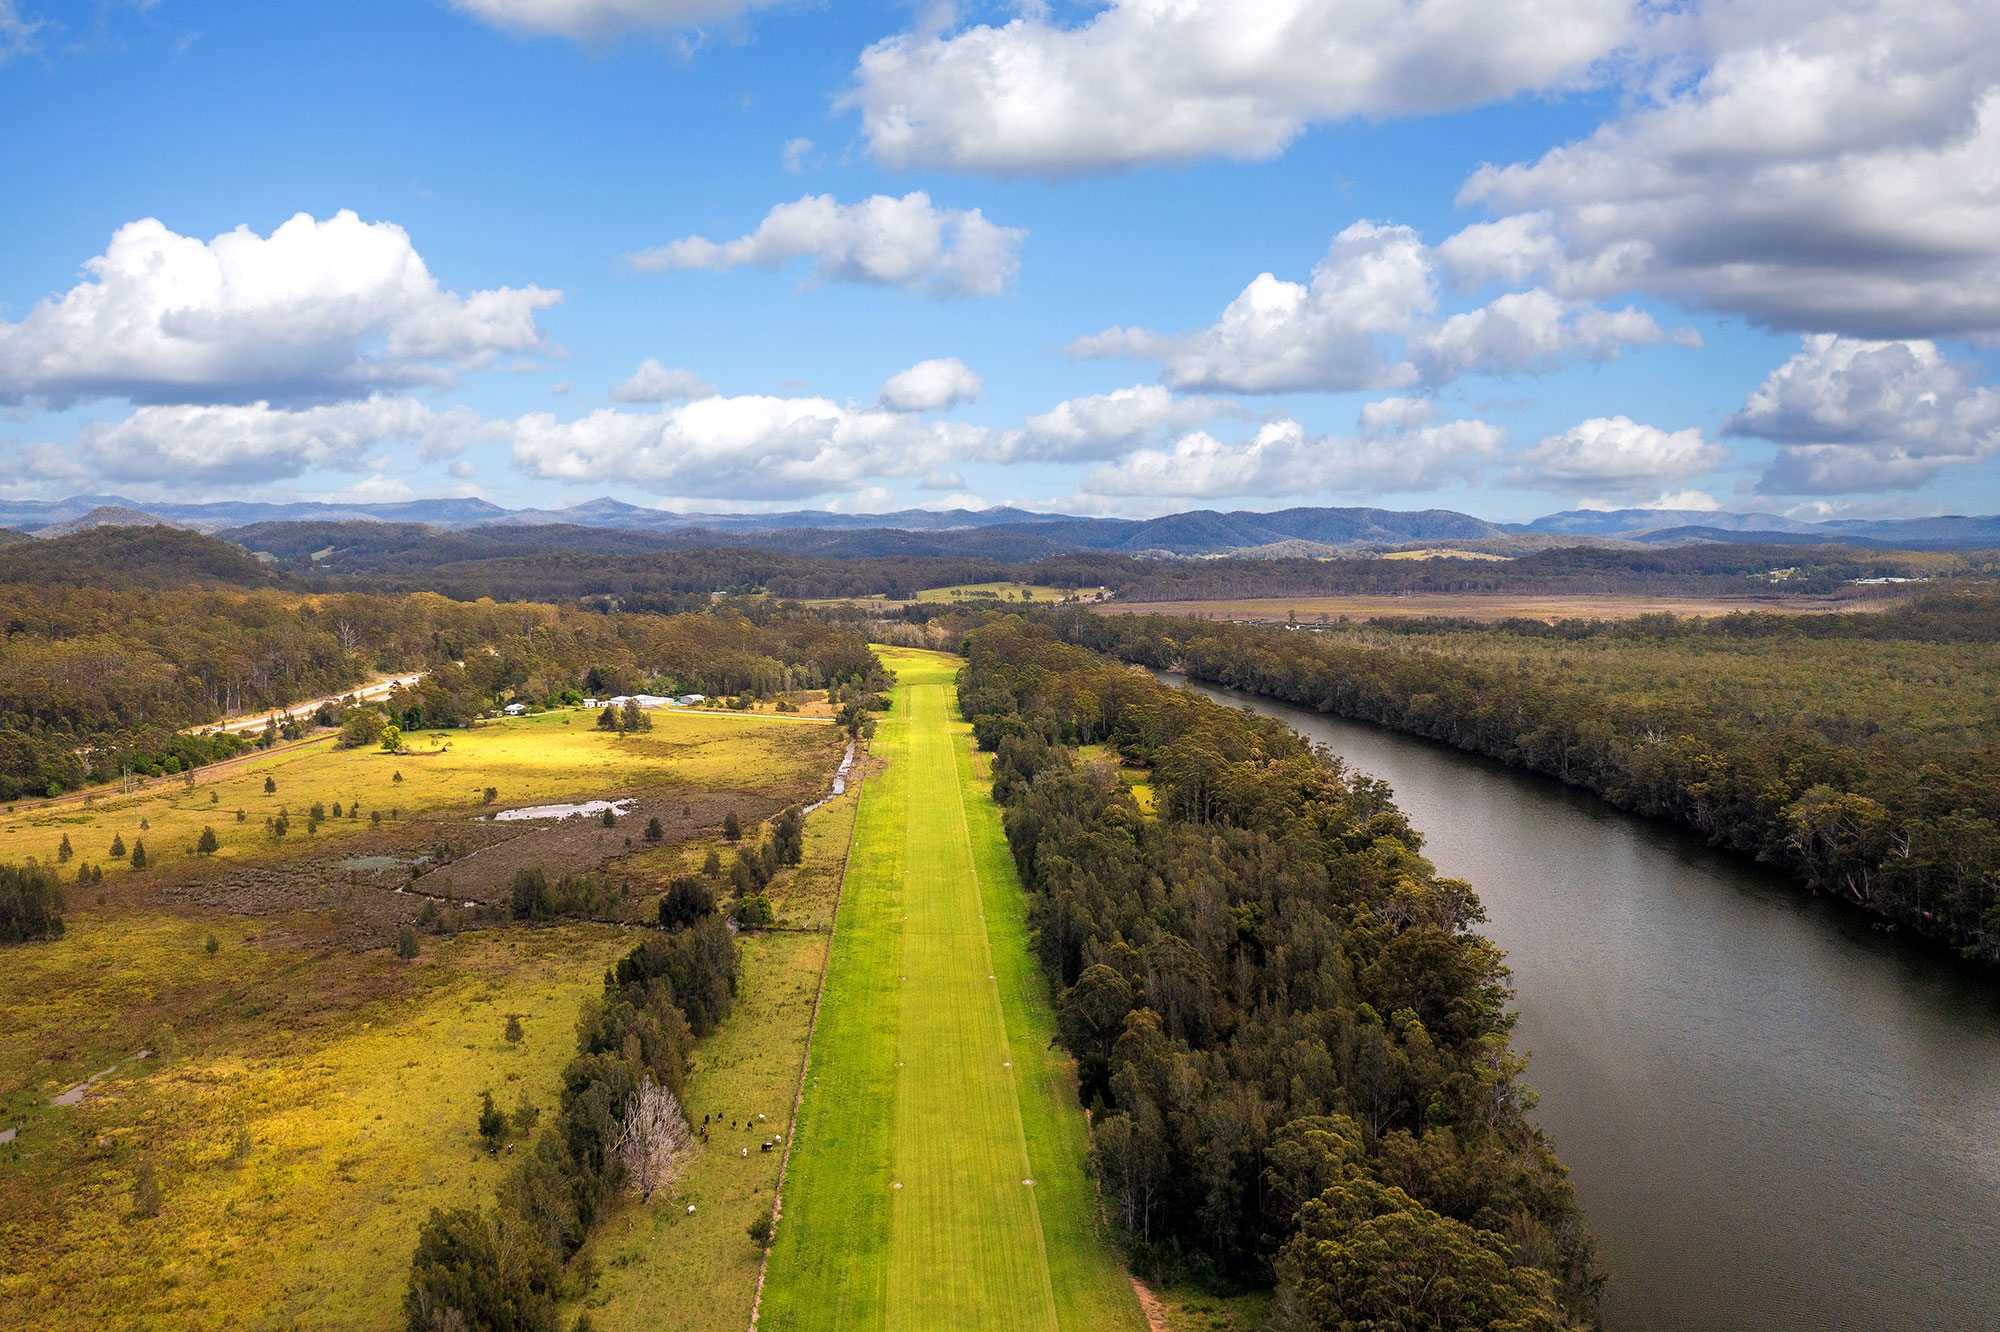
[205,933,219,954]
[130,1161,162,1219]
[748,1214,773,1247]
[0,861,65,942]
[600,807,616,828]
[733,894,773,927]
[196,826,218,854]
[264,776,276,794]
[658,876,715,931]
[644,816,664,843]
[336,710,385,749]
[504,1014,524,1043]
[723,811,741,842]
[477,1091,507,1150]
[397,926,420,960]
[701,848,721,877]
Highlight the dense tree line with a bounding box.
[405,906,736,1330]
[958,619,1597,1329]
[1049,590,2000,962]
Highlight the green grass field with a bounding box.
[759,648,1144,1332]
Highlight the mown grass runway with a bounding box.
[761,649,1142,1332]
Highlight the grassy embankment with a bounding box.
[565,777,860,1331]
[0,708,842,1332]
[760,648,1145,1332]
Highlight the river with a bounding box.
[1166,675,2000,1332]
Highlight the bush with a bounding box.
[600,807,616,828]
[658,876,715,931]
[505,1014,524,1043]
[130,1161,162,1219]
[701,848,721,877]
[264,776,276,794]
[644,816,664,843]
[477,1091,508,1149]
[404,1205,557,1332]
[748,1214,773,1247]
[0,861,65,942]
[196,826,218,854]
[336,710,385,749]
[205,933,219,954]
[397,926,420,960]
[733,894,773,927]
[723,811,741,842]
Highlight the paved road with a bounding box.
[187,672,426,737]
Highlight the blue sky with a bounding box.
[2,0,1996,522]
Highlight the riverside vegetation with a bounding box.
[958,619,1598,1329]
[1051,587,2000,963]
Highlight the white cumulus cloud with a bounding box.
[992,384,1246,462]
[1072,221,1683,394]
[1080,405,1505,500]
[1724,335,2000,494]
[1503,415,1725,499]
[842,0,1639,175]
[68,397,495,487]
[877,357,982,412]
[504,393,994,501]
[628,192,1025,299]
[1458,0,2000,339]
[610,358,717,403]
[0,211,560,409]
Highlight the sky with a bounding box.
[1,0,1996,524]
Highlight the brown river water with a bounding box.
[1166,675,2000,1332]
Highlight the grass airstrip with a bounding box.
[760,648,1144,1332]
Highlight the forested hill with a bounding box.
[1046,590,2000,963]
[0,526,281,589]
[959,618,1598,1326]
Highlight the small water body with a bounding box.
[491,797,633,822]
[1164,674,2000,1332]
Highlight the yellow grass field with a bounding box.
[1,707,838,875]
[914,582,1080,604]
[0,704,852,1332]
[1093,591,1898,624]
[0,917,630,1331]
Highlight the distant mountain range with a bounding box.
[3,494,1996,555]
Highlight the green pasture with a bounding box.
[760,648,1143,1332]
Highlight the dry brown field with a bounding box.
[1092,592,1900,623]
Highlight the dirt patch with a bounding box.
[1131,1278,1170,1332]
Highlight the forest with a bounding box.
[1048,589,2000,962]
[958,618,1597,1328]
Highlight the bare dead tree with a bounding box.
[618,1076,695,1201]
